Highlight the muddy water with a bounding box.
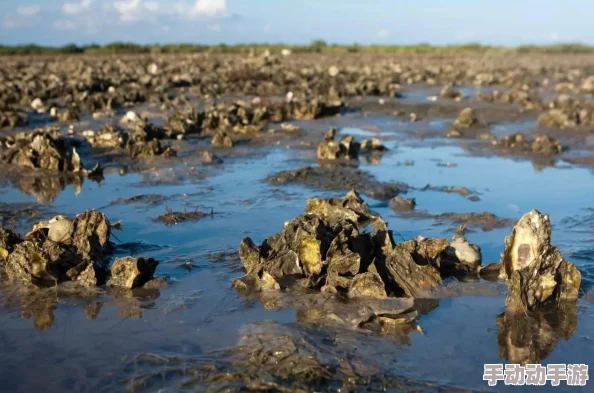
[1,116,594,392]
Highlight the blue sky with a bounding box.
[0,0,591,46]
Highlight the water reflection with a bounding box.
[235,286,427,341]
[14,174,103,203]
[496,303,578,365]
[362,151,385,165]
[116,321,453,393]
[0,283,161,330]
[531,157,556,172]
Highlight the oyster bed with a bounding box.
[1,51,594,393]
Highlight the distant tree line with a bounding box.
[1,41,593,55]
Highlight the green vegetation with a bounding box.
[1,41,594,56]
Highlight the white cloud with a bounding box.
[378,28,390,38]
[144,1,159,12]
[113,0,166,22]
[191,0,227,17]
[2,0,233,35]
[550,32,560,41]
[2,17,17,29]
[63,0,94,15]
[263,23,272,32]
[3,5,41,29]
[53,20,77,31]
[113,0,141,21]
[17,6,41,17]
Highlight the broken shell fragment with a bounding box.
[107,257,159,289]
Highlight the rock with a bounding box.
[360,138,387,152]
[200,151,222,164]
[401,237,449,269]
[440,234,482,276]
[239,237,260,274]
[581,76,594,94]
[388,196,416,211]
[107,257,159,289]
[447,235,482,267]
[446,108,490,138]
[537,109,576,129]
[478,262,501,281]
[305,189,375,226]
[233,269,281,292]
[554,82,576,94]
[347,272,387,299]
[156,208,210,225]
[0,228,23,261]
[316,127,360,160]
[325,225,361,279]
[328,66,340,77]
[445,129,462,138]
[1,129,95,173]
[123,118,175,159]
[556,94,574,108]
[5,241,55,286]
[531,135,562,155]
[5,212,112,287]
[453,108,480,129]
[261,249,302,278]
[30,98,46,113]
[66,260,100,287]
[378,243,443,297]
[211,131,233,148]
[121,111,140,125]
[70,210,111,260]
[53,107,79,123]
[316,128,341,159]
[280,123,300,132]
[166,110,200,137]
[440,84,462,99]
[495,133,562,156]
[0,109,28,128]
[339,136,360,158]
[234,191,456,302]
[147,63,159,75]
[500,210,581,312]
[86,125,128,148]
[127,138,164,158]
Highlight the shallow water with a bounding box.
[1,116,593,392]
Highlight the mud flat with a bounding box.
[1,51,594,393]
